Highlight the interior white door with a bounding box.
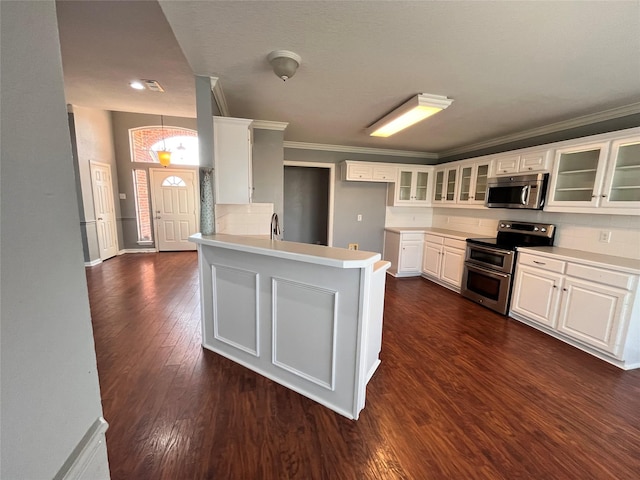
[90,162,118,261]
[149,168,199,251]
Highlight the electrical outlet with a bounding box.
[357,214,362,222]
[348,243,359,250]
[599,231,612,243]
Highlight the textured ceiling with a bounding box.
[57,1,640,156]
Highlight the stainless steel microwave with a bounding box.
[485,173,549,210]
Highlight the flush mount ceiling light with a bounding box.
[366,93,453,137]
[267,50,302,81]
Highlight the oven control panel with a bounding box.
[498,221,554,238]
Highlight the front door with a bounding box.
[149,168,199,251]
[90,162,118,261]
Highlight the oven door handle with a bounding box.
[467,244,513,256]
[465,263,510,279]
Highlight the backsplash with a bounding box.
[430,208,640,260]
[215,203,274,236]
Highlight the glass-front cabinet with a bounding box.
[548,135,640,211]
[434,166,458,204]
[389,167,432,206]
[601,136,640,209]
[547,142,610,208]
[458,161,490,205]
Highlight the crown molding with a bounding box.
[283,141,437,159]
[209,76,230,117]
[252,120,289,131]
[440,102,640,158]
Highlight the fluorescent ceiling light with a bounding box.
[367,93,453,137]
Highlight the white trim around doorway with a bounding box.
[283,161,335,247]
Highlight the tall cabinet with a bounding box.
[213,116,253,204]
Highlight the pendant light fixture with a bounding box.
[366,93,453,137]
[157,115,171,167]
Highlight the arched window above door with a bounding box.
[129,126,198,165]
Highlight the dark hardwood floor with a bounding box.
[86,252,640,479]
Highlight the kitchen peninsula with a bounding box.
[189,233,390,419]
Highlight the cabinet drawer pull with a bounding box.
[533,260,546,265]
[562,288,568,292]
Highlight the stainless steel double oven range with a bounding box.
[461,221,555,315]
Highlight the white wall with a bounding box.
[1,1,109,478]
[71,106,122,262]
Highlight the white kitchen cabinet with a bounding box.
[457,161,491,205]
[510,249,640,369]
[422,234,466,290]
[599,135,640,209]
[341,160,397,182]
[556,276,628,354]
[433,166,458,204]
[383,231,424,277]
[492,150,550,176]
[547,135,640,213]
[388,166,432,206]
[546,141,610,208]
[511,264,564,328]
[213,116,253,204]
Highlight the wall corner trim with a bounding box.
[53,417,109,480]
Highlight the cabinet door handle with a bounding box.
[591,194,596,198]
[552,285,557,289]
[601,194,607,198]
[533,260,546,265]
[562,288,568,291]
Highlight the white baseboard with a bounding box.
[84,259,102,268]
[121,248,157,254]
[53,417,110,480]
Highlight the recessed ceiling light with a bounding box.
[130,80,145,90]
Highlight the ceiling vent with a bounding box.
[142,79,165,92]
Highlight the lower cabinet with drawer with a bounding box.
[510,249,640,369]
[383,231,424,277]
[422,234,466,292]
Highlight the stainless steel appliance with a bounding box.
[485,173,549,210]
[461,221,555,314]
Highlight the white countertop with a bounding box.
[518,246,640,274]
[384,226,477,240]
[189,233,381,269]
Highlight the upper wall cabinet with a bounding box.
[213,116,253,204]
[457,160,491,206]
[546,141,610,209]
[492,150,550,176]
[388,166,433,206]
[546,134,640,213]
[341,161,397,182]
[600,136,640,209]
[433,166,458,204]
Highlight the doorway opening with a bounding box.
[283,161,334,246]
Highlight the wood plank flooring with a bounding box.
[86,252,640,479]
